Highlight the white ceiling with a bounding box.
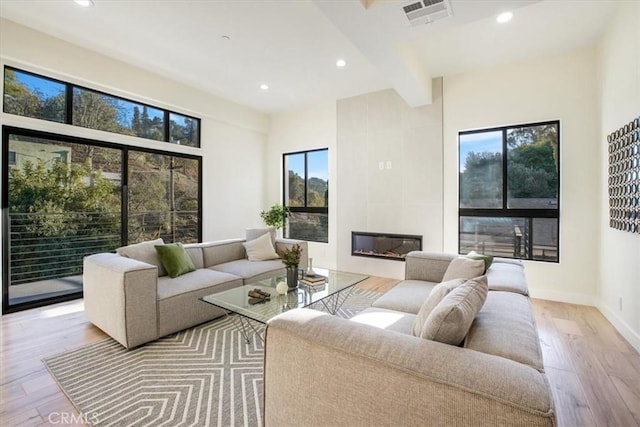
[0,0,620,114]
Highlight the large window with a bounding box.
[283,148,328,243]
[2,127,202,313]
[459,121,559,262]
[3,67,200,147]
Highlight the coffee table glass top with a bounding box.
[201,269,368,324]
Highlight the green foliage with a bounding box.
[507,141,558,198]
[460,152,503,207]
[287,171,328,207]
[280,243,302,268]
[260,204,290,229]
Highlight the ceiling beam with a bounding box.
[314,0,433,106]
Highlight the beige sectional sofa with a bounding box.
[83,233,307,349]
[263,251,556,426]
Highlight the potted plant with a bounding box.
[280,243,302,289]
[260,203,290,230]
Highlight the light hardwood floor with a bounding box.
[1,277,639,426]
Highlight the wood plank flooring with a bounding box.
[1,277,639,426]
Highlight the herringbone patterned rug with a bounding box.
[44,288,380,427]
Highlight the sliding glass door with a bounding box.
[2,127,201,313]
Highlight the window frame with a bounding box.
[2,125,203,314]
[282,148,329,243]
[458,120,560,262]
[3,66,201,148]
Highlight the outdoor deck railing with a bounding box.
[8,211,198,285]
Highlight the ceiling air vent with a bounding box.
[402,0,453,26]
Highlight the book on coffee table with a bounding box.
[302,274,326,283]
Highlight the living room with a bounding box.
[1,0,639,426]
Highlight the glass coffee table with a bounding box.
[201,269,368,343]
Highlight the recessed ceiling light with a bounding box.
[336,59,347,68]
[260,84,269,90]
[496,11,513,23]
[74,0,94,7]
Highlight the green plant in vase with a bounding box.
[280,243,302,289]
[260,203,290,230]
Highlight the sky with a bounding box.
[459,130,502,172]
[287,150,328,181]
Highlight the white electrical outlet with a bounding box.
[386,161,392,169]
[378,161,384,170]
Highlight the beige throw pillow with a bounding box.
[441,257,485,282]
[116,238,167,277]
[243,232,280,262]
[420,275,488,345]
[246,227,277,247]
[412,278,465,337]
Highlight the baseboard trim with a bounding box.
[528,289,596,306]
[597,301,640,353]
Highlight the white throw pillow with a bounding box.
[420,275,488,345]
[412,278,465,337]
[116,238,167,276]
[441,257,485,282]
[243,232,280,262]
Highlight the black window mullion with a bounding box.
[65,83,73,125]
[164,111,170,143]
[502,128,508,210]
[304,152,309,208]
[121,149,129,246]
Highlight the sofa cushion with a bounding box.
[211,259,285,283]
[487,262,528,295]
[155,243,196,278]
[465,291,544,371]
[441,257,485,282]
[201,239,246,267]
[157,268,241,300]
[350,307,416,335]
[404,252,456,282]
[116,238,167,277]
[371,280,438,314]
[420,275,488,345]
[246,227,276,247]
[412,278,465,336]
[243,232,280,261]
[183,244,204,269]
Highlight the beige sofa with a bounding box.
[83,234,307,349]
[263,252,556,426]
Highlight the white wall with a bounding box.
[0,19,269,243]
[596,1,640,351]
[336,81,444,279]
[443,48,601,304]
[266,101,337,269]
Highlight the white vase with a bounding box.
[307,257,316,276]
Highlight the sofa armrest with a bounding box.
[275,238,308,269]
[83,253,159,349]
[404,251,457,282]
[264,308,555,426]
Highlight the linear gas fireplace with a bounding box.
[351,231,422,261]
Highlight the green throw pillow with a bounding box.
[465,250,494,272]
[155,243,196,278]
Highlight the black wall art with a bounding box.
[608,116,640,234]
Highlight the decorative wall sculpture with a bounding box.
[608,116,640,234]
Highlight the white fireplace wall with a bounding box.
[336,79,444,279]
